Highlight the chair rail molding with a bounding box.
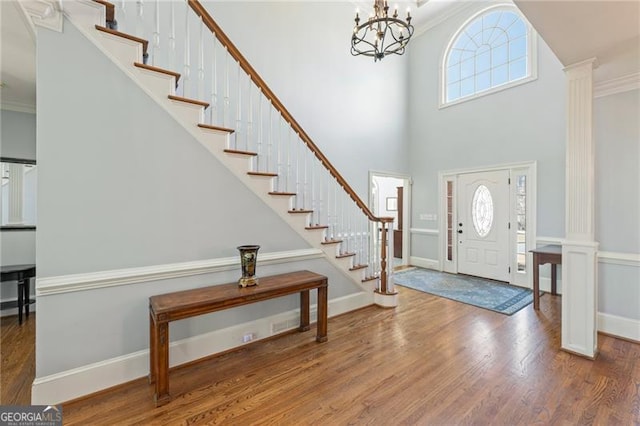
[36,248,324,296]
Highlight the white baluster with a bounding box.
[136,0,144,39]
[198,19,205,101]
[257,92,263,172]
[168,1,175,71]
[223,48,230,128]
[151,0,159,66]
[247,76,253,152]
[267,107,273,173]
[183,5,191,98]
[303,145,309,211]
[236,63,242,150]
[276,117,283,192]
[210,36,217,125]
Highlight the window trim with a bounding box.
[439,4,538,109]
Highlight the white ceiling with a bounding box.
[514,0,640,80]
[1,0,639,113]
[0,1,37,113]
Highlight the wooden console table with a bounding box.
[148,270,328,406]
[530,245,562,310]
[1,264,36,324]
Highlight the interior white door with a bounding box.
[457,170,510,282]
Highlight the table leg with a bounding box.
[154,321,171,407]
[149,312,157,384]
[533,254,540,311]
[24,277,30,318]
[316,285,328,343]
[551,264,557,295]
[299,290,310,332]
[17,280,24,325]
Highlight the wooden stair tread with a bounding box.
[93,0,115,23]
[362,275,379,282]
[247,171,278,177]
[349,264,368,271]
[288,209,313,214]
[198,123,235,134]
[269,192,297,196]
[168,95,209,108]
[306,225,328,230]
[224,149,257,156]
[134,62,181,84]
[321,239,342,245]
[95,25,148,55]
[336,252,356,258]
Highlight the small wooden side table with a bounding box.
[529,245,562,310]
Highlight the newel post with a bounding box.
[374,217,398,307]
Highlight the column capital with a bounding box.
[564,57,599,74]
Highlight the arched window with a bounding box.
[442,6,536,105]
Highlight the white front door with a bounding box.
[457,170,510,282]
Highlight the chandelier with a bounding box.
[351,0,414,61]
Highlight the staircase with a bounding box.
[64,0,397,305]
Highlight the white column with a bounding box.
[562,58,599,359]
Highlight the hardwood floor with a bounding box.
[0,312,35,405]
[3,288,639,424]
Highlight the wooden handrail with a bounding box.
[188,0,393,225]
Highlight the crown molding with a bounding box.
[594,72,640,98]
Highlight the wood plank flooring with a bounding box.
[0,313,35,405]
[3,287,640,424]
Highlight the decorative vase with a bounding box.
[237,245,260,287]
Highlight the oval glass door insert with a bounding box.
[472,184,493,237]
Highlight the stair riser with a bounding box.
[166,100,205,127]
[96,31,143,67]
[132,68,177,99]
[64,0,105,31]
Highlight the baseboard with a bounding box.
[408,256,439,270]
[31,291,372,405]
[597,312,640,343]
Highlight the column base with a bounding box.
[374,290,398,308]
[561,240,599,358]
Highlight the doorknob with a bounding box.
[458,223,463,227]
[458,230,463,234]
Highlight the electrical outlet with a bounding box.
[242,332,255,343]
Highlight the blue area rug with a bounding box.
[394,268,534,315]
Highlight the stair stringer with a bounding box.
[63,1,377,297]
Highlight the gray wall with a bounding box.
[595,88,640,320]
[205,1,410,199]
[1,109,36,160]
[35,18,360,377]
[406,2,566,260]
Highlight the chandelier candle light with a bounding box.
[351,0,414,61]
